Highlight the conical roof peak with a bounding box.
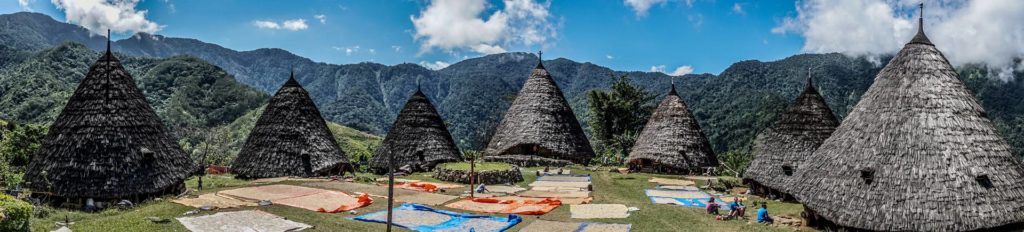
[668,83,678,96]
[283,70,300,87]
[908,3,932,45]
[535,50,545,69]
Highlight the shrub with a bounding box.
[0,194,31,231]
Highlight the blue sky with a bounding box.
[4,0,1022,77]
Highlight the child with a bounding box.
[706,197,720,215]
[757,202,774,224]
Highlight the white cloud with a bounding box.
[732,3,745,15]
[650,65,666,73]
[254,19,308,31]
[253,20,281,29]
[19,0,33,11]
[314,14,327,24]
[606,54,614,59]
[624,0,666,17]
[368,48,376,55]
[282,19,308,30]
[419,61,451,70]
[688,14,704,28]
[51,0,162,35]
[411,0,556,55]
[392,45,402,52]
[669,65,694,76]
[774,0,1024,80]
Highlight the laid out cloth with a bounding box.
[353,203,521,232]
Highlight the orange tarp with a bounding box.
[392,181,463,193]
[445,197,561,215]
[275,191,373,213]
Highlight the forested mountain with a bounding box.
[0,12,1021,159]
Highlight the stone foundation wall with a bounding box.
[433,167,524,185]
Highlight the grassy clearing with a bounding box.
[28,167,810,232]
[440,162,513,171]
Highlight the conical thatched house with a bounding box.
[744,75,838,200]
[627,85,716,174]
[232,73,349,179]
[483,55,595,166]
[371,88,462,174]
[787,7,1024,231]
[24,38,194,202]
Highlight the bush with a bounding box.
[0,194,31,231]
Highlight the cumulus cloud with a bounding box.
[314,14,327,24]
[392,45,402,52]
[650,65,666,73]
[651,65,694,76]
[419,61,451,70]
[773,0,1024,80]
[333,46,360,56]
[51,0,162,35]
[670,65,694,76]
[19,0,33,11]
[606,54,614,59]
[253,19,308,31]
[411,0,556,55]
[624,0,667,17]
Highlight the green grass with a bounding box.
[439,162,513,171]
[327,122,382,161]
[28,167,810,232]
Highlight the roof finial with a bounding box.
[535,50,545,69]
[918,3,924,33]
[106,29,111,55]
[416,76,421,92]
[807,67,814,88]
[669,76,678,96]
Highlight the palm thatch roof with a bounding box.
[483,57,595,166]
[787,10,1024,231]
[744,75,838,198]
[371,88,462,174]
[232,73,349,179]
[24,41,194,200]
[627,85,717,173]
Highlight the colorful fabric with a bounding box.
[218,184,373,213]
[353,203,521,232]
[445,197,561,215]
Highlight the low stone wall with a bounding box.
[433,166,524,185]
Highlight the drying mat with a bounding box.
[648,177,695,186]
[445,198,561,215]
[492,196,592,205]
[353,203,521,232]
[218,184,325,201]
[519,220,631,232]
[537,175,591,182]
[177,210,311,232]
[518,190,591,198]
[303,182,457,206]
[657,185,700,191]
[487,185,527,194]
[682,176,719,181]
[529,181,591,189]
[570,204,630,219]
[648,196,733,208]
[536,170,572,175]
[172,193,256,209]
[375,178,465,190]
[252,177,330,184]
[531,186,588,192]
[275,191,373,213]
[644,189,710,199]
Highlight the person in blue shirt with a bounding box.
[757,202,774,224]
[728,197,746,219]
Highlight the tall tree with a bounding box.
[586,75,655,162]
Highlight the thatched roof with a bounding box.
[232,73,349,179]
[627,85,717,172]
[371,88,462,173]
[744,75,838,195]
[787,11,1024,231]
[483,58,595,165]
[24,41,194,200]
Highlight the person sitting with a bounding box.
[706,197,720,215]
[757,203,774,224]
[556,167,564,175]
[475,183,490,194]
[728,198,746,219]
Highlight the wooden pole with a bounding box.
[470,157,476,198]
[386,150,395,232]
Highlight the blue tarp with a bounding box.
[352,203,521,232]
[648,196,709,208]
